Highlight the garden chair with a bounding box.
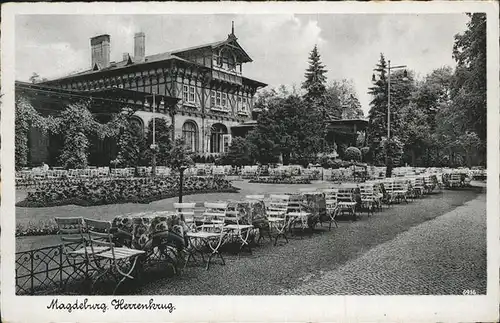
[287,195,312,236]
[382,180,395,205]
[336,188,357,221]
[55,217,100,292]
[185,203,228,270]
[173,202,197,231]
[359,184,379,215]
[199,202,228,231]
[413,177,425,197]
[83,218,145,295]
[322,189,339,230]
[225,204,255,257]
[266,194,291,246]
[449,173,462,188]
[423,175,435,194]
[392,179,409,204]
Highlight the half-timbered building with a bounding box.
[20,25,266,166]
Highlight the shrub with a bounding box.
[344,147,362,162]
[224,137,252,166]
[16,176,238,208]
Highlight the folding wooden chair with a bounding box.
[337,188,357,221]
[55,217,98,291]
[287,195,312,236]
[322,189,339,230]
[84,218,145,295]
[173,202,197,231]
[392,179,409,204]
[225,204,254,257]
[184,203,227,270]
[266,194,291,246]
[359,183,379,215]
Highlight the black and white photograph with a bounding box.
[1,2,499,322]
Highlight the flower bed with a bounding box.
[16,176,238,208]
[16,219,59,237]
[249,176,311,184]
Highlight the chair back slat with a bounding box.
[174,202,197,224]
[267,195,289,217]
[202,202,227,226]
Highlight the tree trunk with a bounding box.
[411,149,416,167]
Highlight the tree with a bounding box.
[302,45,327,104]
[115,119,145,167]
[255,94,324,165]
[246,129,279,164]
[15,96,127,169]
[223,137,252,166]
[324,79,364,120]
[367,53,388,164]
[56,103,126,169]
[367,53,415,167]
[142,117,172,166]
[450,13,486,164]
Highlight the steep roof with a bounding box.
[43,33,257,84]
[172,34,253,63]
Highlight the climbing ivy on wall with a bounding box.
[15,96,128,169]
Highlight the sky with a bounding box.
[15,14,470,116]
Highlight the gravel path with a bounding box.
[135,187,484,295]
[285,192,487,295]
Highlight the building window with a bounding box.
[221,93,227,108]
[216,92,221,106]
[237,96,242,111]
[182,121,198,153]
[210,123,227,153]
[183,85,195,104]
[211,90,216,106]
[242,97,248,111]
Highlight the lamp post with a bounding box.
[178,165,187,202]
[147,91,159,177]
[372,59,408,177]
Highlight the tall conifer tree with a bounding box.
[302,45,328,104]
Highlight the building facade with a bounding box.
[35,25,266,165]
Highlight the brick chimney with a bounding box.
[90,34,111,69]
[134,32,145,62]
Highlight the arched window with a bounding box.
[210,123,227,153]
[182,121,199,153]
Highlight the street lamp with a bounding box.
[146,91,160,177]
[372,59,408,177]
